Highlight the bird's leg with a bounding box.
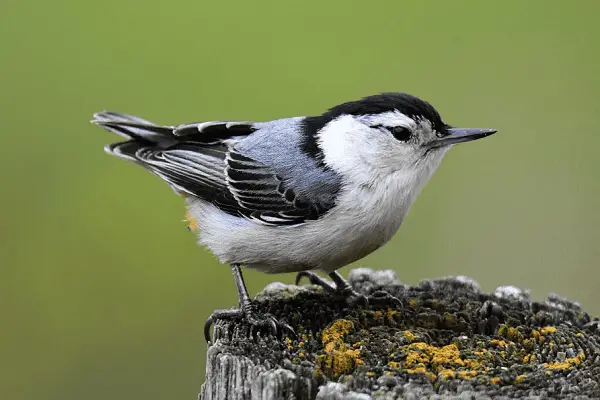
[296,271,401,307]
[204,264,295,343]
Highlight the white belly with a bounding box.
[186,172,422,274]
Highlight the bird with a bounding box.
[91,92,497,342]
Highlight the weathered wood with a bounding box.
[200,268,600,399]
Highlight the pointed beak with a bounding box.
[427,127,497,149]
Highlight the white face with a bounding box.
[316,111,450,185]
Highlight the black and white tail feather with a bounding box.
[92,112,327,226]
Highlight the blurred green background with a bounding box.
[1,0,599,399]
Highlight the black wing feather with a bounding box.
[173,121,256,144]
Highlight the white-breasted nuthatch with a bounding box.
[92,92,496,342]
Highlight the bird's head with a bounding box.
[302,92,496,183]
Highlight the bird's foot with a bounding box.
[295,271,402,308]
[204,302,295,343]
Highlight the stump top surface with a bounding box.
[203,269,600,399]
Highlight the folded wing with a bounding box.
[93,112,330,226]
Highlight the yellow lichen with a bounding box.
[466,357,484,367]
[322,320,354,343]
[544,353,586,371]
[399,341,492,381]
[317,319,363,379]
[515,374,527,384]
[490,377,501,385]
[403,330,416,342]
[540,326,557,335]
[386,309,400,323]
[404,343,483,371]
[404,342,434,367]
[406,367,436,381]
[366,372,375,377]
[431,344,462,367]
[330,348,358,365]
[316,349,361,379]
[388,361,401,369]
[408,298,419,308]
[473,349,494,364]
[438,369,455,380]
[489,339,507,347]
[457,370,477,380]
[498,325,524,342]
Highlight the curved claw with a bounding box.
[258,314,279,337]
[269,318,279,337]
[265,314,297,340]
[204,315,215,343]
[295,271,313,286]
[204,308,244,344]
[281,322,298,340]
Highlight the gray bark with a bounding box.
[200,268,600,400]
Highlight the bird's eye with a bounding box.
[390,126,411,141]
[372,124,412,141]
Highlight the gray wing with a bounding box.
[94,112,333,226]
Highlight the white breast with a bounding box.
[187,161,441,274]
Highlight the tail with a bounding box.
[91,111,177,161]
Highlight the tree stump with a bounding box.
[200,268,600,399]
